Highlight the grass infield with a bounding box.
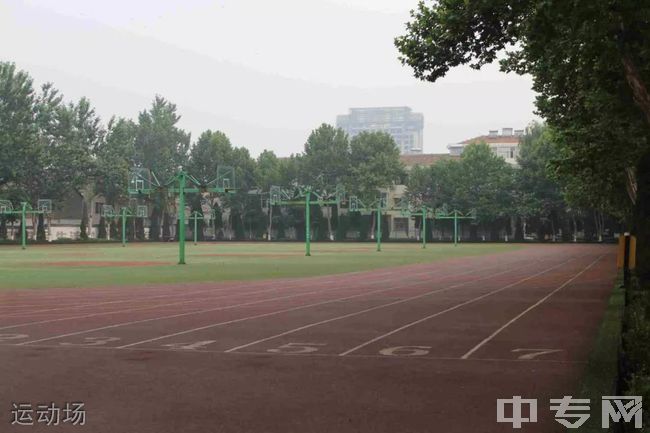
[0,241,520,290]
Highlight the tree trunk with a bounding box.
[622,56,650,124]
[325,206,333,241]
[633,150,650,288]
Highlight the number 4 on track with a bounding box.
[512,348,562,360]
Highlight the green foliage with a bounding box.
[0,63,36,189]
[95,118,136,205]
[623,290,650,429]
[348,131,404,200]
[395,0,649,258]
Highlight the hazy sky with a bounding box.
[1,0,538,156]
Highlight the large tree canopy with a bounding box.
[396,0,650,282]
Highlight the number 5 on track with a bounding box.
[267,343,325,354]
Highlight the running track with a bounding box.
[0,244,617,432]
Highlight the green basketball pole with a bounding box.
[432,207,475,246]
[305,190,311,257]
[178,171,187,265]
[0,201,50,250]
[268,185,342,257]
[129,167,235,265]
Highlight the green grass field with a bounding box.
[0,242,521,290]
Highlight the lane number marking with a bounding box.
[60,337,121,346]
[512,348,562,360]
[267,342,325,354]
[162,340,217,350]
[379,346,432,357]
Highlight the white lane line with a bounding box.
[17,259,501,346]
[460,254,603,360]
[0,272,372,329]
[1,272,361,317]
[116,260,520,349]
[338,257,578,356]
[224,263,534,353]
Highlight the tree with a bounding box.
[300,124,350,240]
[0,62,37,190]
[395,0,650,284]
[455,144,514,240]
[255,150,282,240]
[348,131,404,238]
[515,124,567,241]
[96,117,137,207]
[189,130,257,240]
[134,96,190,240]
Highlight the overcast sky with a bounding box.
[1,0,538,156]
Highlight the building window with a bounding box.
[394,218,408,232]
[94,202,104,215]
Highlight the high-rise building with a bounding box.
[336,107,424,154]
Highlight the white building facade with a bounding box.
[448,127,524,165]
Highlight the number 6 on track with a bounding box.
[380,346,431,357]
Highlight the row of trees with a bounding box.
[394,0,649,283]
[0,61,404,241]
[0,61,622,244]
[407,123,618,242]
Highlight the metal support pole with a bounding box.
[305,191,311,256]
[178,171,187,265]
[121,208,127,247]
[21,203,27,250]
[454,212,458,247]
[376,206,382,252]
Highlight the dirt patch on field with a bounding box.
[44,261,168,268]
[197,253,303,258]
